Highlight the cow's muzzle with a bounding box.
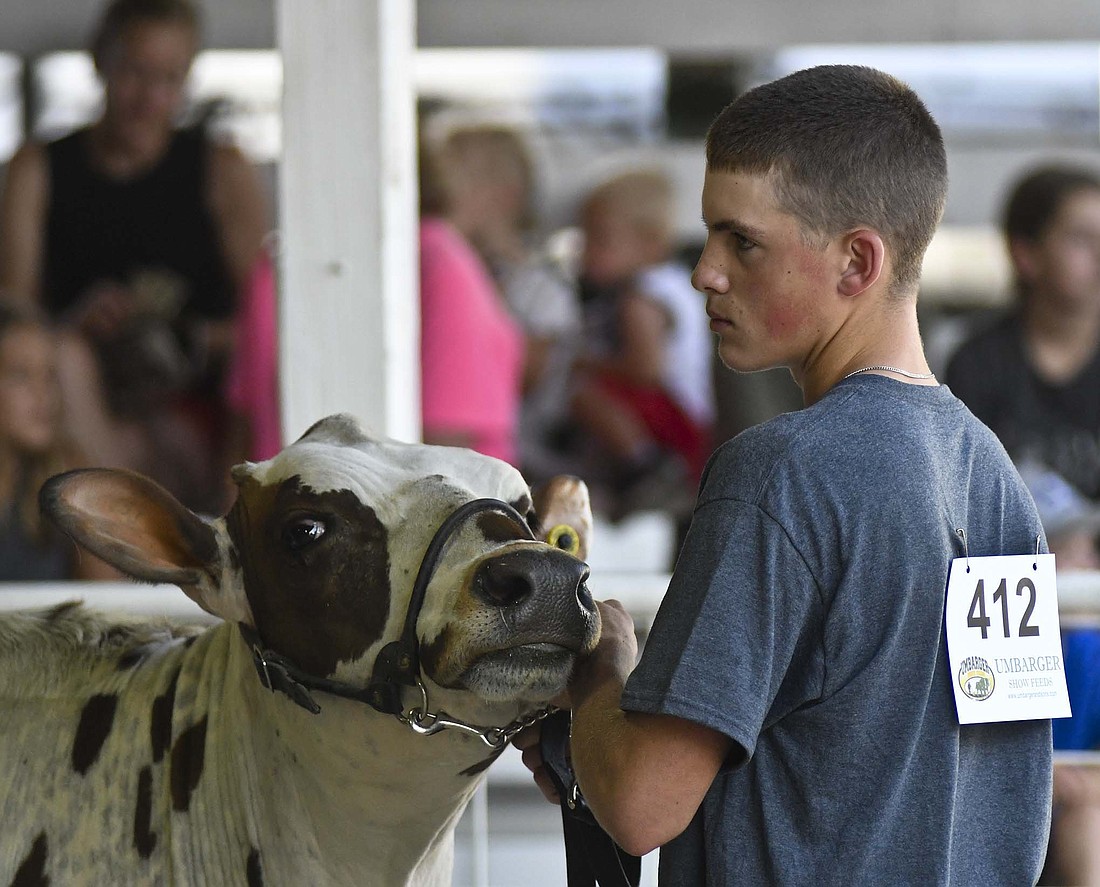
[473,548,593,611]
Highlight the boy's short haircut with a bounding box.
[706,65,947,295]
[583,169,674,241]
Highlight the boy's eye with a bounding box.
[734,233,756,251]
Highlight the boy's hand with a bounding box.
[511,598,639,806]
[571,599,638,703]
[512,723,561,805]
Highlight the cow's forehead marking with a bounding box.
[241,436,529,525]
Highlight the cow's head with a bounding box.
[40,414,600,716]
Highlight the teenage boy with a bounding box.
[517,64,1051,885]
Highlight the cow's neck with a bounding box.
[199,624,510,885]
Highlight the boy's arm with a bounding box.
[535,600,735,857]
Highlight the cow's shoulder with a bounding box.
[0,602,207,699]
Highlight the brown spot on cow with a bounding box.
[418,629,453,686]
[134,766,157,858]
[11,831,48,887]
[246,848,264,887]
[228,476,391,677]
[150,668,180,764]
[170,716,208,812]
[71,693,119,774]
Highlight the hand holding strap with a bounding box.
[539,709,642,887]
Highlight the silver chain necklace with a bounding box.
[842,365,937,381]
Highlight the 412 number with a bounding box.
[967,577,1039,640]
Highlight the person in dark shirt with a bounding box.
[946,165,1100,499]
[0,0,269,513]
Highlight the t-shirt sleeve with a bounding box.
[621,494,825,761]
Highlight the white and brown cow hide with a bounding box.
[0,414,599,887]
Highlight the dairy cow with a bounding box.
[0,414,599,886]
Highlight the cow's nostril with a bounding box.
[577,579,594,612]
[478,558,535,606]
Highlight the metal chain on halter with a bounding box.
[397,676,557,748]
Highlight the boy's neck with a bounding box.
[796,296,933,406]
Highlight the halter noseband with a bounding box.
[239,497,553,747]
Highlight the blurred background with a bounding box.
[5,2,1098,371]
[2,2,1099,885]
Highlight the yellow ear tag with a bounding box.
[546,524,581,556]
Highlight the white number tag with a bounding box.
[944,553,1070,724]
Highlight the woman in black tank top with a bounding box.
[0,0,270,514]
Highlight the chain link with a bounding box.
[395,679,557,749]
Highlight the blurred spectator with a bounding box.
[419,131,524,465]
[439,124,581,483]
[946,165,1100,500]
[571,168,714,518]
[0,0,270,514]
[0,303,116,581]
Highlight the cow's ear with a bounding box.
[40,467,226,600]
[531,476,592,562]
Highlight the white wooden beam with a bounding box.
[275,0,419,443]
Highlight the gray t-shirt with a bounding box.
[621,375,1052,886]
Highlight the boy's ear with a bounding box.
[837,229,885,298]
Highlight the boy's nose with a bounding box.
[691,257,728,295]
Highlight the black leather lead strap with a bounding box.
[239,621,382,714]
[539,709,642,887]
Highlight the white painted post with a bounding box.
[275,0,419,444]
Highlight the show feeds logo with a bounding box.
[958,655,995,702]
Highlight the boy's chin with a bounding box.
[717,343,776,375]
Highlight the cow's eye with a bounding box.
[546,524,580,555]
[282,517,327,551]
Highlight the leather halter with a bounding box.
[239,497,535,727]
